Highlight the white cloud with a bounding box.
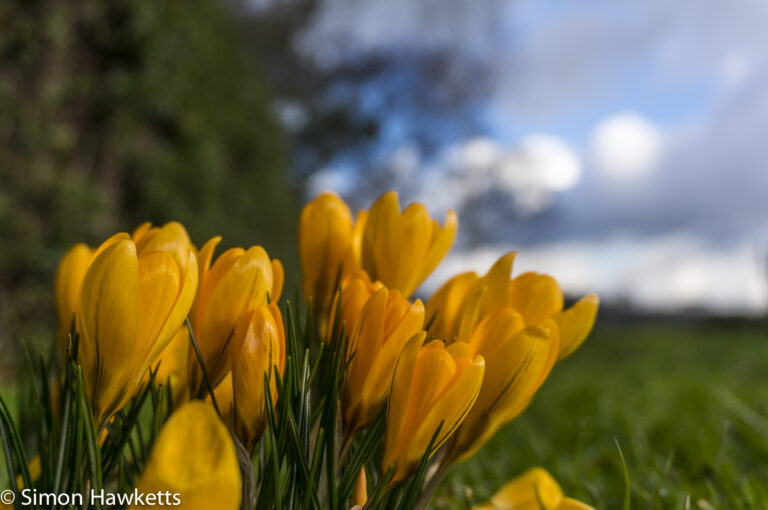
[590,113,662,179]
[508,135,582,192]
[422,236,768,315]
[420,135,582,215]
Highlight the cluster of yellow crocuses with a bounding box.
[53,189,598,508]
[301,191,598,484]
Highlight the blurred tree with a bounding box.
[0,0,297,370]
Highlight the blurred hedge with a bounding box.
[0,0,298,369]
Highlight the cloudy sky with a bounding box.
[294,0,768,314]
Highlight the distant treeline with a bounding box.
[0,0,299,369]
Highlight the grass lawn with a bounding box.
[2,319,767,507]
[437,319,768,509]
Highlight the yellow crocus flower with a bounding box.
[361,191,457,298]
[232,303,285,449]
[382,334,484,484]
[343,287,424,432]
[446,311,559,462]
[54,243,93,356]
[472,467,595,510]
[187,236,283,396]
[78,234,198,425]
[129,401,241,510]
[299,192,363,316]
[426,252,598,361]
[131,222,198,400]
[326,269,383,344]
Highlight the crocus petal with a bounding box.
[131,221,152,244]
[556,498,595,510]
[89,232,131,261]
[194,246,245,333]
[346,288,387,385]
[396,203,435,295]
[425,271,479,342]
[359,298,424,415]
[54,243,92,353]
[192,236,222,316]
[134,221,192,271]
[508,272,564,324]
[136,251,182,365]
[395,342,457,448]
[145,250,198,374]
[362,191,401,285]
[130,401,241,510]
[382,332,425,468]
[487,467,563,510]
[352,467,368,507]
[78,239,140,424]
[467,308,525,360]
[453,324,554,461]
[410,209,457,297]
[558,497,597,510]
[555,294,599,362]
[271,259,284,303]
[351,210,367,266]
[327,269,383,345]
[401,352,483,479]
[475,252,517,319]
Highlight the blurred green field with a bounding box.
[438,319,768,509]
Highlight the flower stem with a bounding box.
[412,459,451,510]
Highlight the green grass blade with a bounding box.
[76,368,103,509]
[0,402,20,497]
[186,317,221,415]
[52,386,73,494]
[614,436,631,510]
[0,395,34,492]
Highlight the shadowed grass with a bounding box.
[437,320,768,509]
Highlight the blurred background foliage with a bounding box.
[0,0,316,370]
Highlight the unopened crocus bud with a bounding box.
[188,237,283,396]
[54,243,93,356]
[232,304,285,449]
[78,234,197,425]
[299,192,362,316]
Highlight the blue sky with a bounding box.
[291,0,768,313]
